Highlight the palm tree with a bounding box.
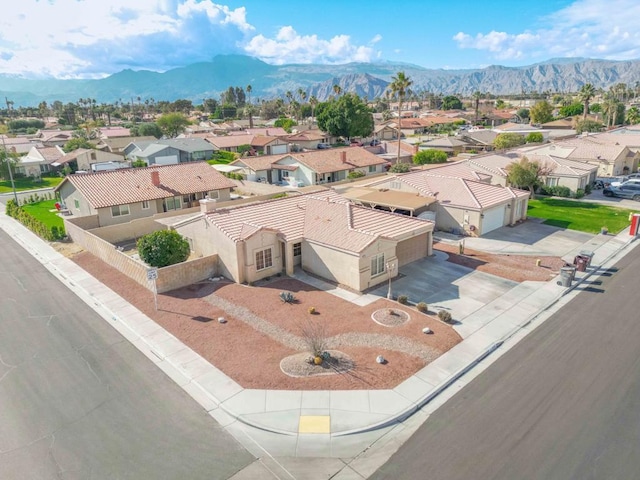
[389,71,413,164]
[246,85,253,128]
[309,96,318,126]
[626,106,640,125]
[578,83,596,120]
[602,92,618,128]
[472,91,482,124]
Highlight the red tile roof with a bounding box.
[57,161,235,208]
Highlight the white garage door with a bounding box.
[481,206,506,234]
[396,233,429,266]
[155,155,179,165]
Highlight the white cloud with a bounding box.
[244,26,380,64]
[0,0,253,78]
[453,0,640,62]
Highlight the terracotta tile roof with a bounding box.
[98,127,131,138]
[284,130,327,142]
[421,137,469,148]
[37,146,65,163]
[55,148,92,165]
[423,161,493,181]
[367,171,528,210]
[251,135,282,147]
[244,127,289,136]
[56,161,235,208]
[284,147,387,174]
[550,136,629,161]
[588,132,640,148]
[231,147,387,174]
[38,130,74,142]
[202,190,432,253]
[206,135,255,149]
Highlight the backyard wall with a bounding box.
[64,216,219,293]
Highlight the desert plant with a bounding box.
[308,306,316,314]
[438,310,453,323]
[416,302,429,313]
[280,291,296,303]
[397,294,409,305]
[137,230,190,268]
[300,320,328,357]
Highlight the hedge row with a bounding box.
[5,200,65,241]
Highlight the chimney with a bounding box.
[340,151,347,163]
[150,170,160,186]
[199,197,217,214]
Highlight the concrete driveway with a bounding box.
[369,251,518,322]
[437,219,598,258]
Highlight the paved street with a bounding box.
[372,251,640,480]
[0,229,254,479]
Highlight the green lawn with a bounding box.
[0,176,63,193]
[21,200,65,230]
[527,198,638,234]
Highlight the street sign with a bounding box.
[147,268,158,281]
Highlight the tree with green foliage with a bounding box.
[442,96,462,110]
[156,113,190,138]
[525,132,544,143]
[316,93,374,141]
[578,83,596,120]
[558,102,584,117]
[575,119,604,134]
[131,159,147,168]
[136,123,163,138]
[137,230,190,268]
[516,108,530,123]
[274,117,297,133]
[494,133,525,150]
[389,71,413,165]
[62,137,94,153]
[413,149,447,165]
[529,100,554,124]
[506,156,553,197]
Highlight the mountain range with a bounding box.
[2,54,640,107]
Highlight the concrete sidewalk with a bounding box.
[1,206,637,463]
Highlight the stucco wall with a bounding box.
[155,255,218,293]
[302,242,361,289]
[242,231,283,283]
[58,181,97,218]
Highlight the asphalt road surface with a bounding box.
[373,247,640,480]
[0,229,254,479]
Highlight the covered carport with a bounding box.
[340,187,437,217]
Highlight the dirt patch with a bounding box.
[71,251,461,390]
[434,242,565,282]
[51,241,84,258]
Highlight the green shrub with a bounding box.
[347,170,366,179]
[397,294,409,305]
[438,310,453,323]
[5,200,65,241]
[416,302,428,313]
[552,186,571,197]
[137,230,190,268]
[573,188,585,199]
[389,162,411,173]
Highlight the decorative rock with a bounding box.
[422,327,433,334]
[218,317,227,324]
[376,355,386,364]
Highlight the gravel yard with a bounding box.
[72,252,461,390]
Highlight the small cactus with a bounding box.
[397,295,409,305]
[438,310,453,324]
[308,306,316,314]
[280,291,296,303]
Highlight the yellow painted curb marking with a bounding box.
[298,415,331,434]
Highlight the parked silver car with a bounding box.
[603,182,640,200]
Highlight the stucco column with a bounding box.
[284,242,295,276]
[427,231,433,256]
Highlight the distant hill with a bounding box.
[1,54,640,107]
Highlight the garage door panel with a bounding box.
[396,233,428,266]
[481,206,506,234]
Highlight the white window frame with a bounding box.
[165,196,182,211]
[255,248,273,271]
[111,204,130,217]
[208,190,219,199]
[141,200,150,210]
[371,253,385,277]
[74,199,80,209]
[390,181,402,190]
[368,165,376,173]
[293,242,302,257]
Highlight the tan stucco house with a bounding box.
[173,190,434,292]
[364,171,530,236]
[231,147,388,187]
[55,162,236,227]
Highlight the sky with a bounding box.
[1,0,639,79]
